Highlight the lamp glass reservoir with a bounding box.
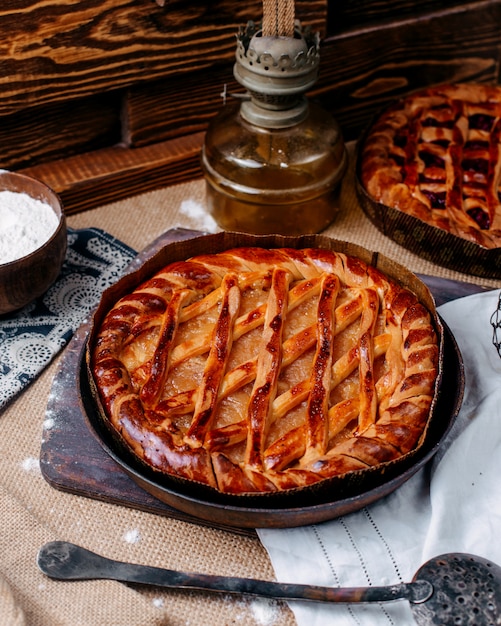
[201,23,347,235]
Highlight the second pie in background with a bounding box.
[356,83,501,278]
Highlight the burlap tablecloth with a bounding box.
[2,150,499,626]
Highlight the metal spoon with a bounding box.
[37,541,500,625]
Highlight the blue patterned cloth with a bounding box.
[0,227,136,411]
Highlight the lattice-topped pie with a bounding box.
[360,83,501,249]
[91,246,439,495]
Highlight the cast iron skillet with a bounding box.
[80,232,463,529]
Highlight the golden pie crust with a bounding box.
[91,246,439,495]
[360,83,501,249]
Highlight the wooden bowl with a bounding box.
[0,171,66,314]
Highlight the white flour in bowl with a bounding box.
[0,190,59,264]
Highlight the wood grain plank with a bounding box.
[0,92,122,170]
[21,132,205,214]
[326,0,489,33]
[317,0,501,140]
[0,0,326,117]
[10,0,501,212]
[124,66,240,147]
[125,0,501,147]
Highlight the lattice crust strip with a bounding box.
[92,247,439,494]
[360,83,501,249]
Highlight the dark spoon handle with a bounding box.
[37,541,432,605]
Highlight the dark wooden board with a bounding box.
[39,228,489,534]
[42,319,259,537]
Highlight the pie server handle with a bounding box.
[37,541,432,605]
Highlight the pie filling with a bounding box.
[91,247,439,495]
[360,83,501,249]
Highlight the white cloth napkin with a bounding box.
[257,289,501,626]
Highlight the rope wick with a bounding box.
[262,0,295,37]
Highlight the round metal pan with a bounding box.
[355,104,501,279]
[80,318,462,529]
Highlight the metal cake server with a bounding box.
[37,541,500,625]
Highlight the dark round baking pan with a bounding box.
[80,319,462,528]
[79,231,462,528]
[355,109,501,279]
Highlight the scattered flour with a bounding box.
[0,190,59,264]
[178,199,219,233]
[122,528,141,544]
[232,597,281,625]
[20,457,40,473]
[249,598,281,625]
[43,417,55,430]
[152,597,164,608]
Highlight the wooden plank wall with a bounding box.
[321,1,501,138]
[0,0,497,214]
